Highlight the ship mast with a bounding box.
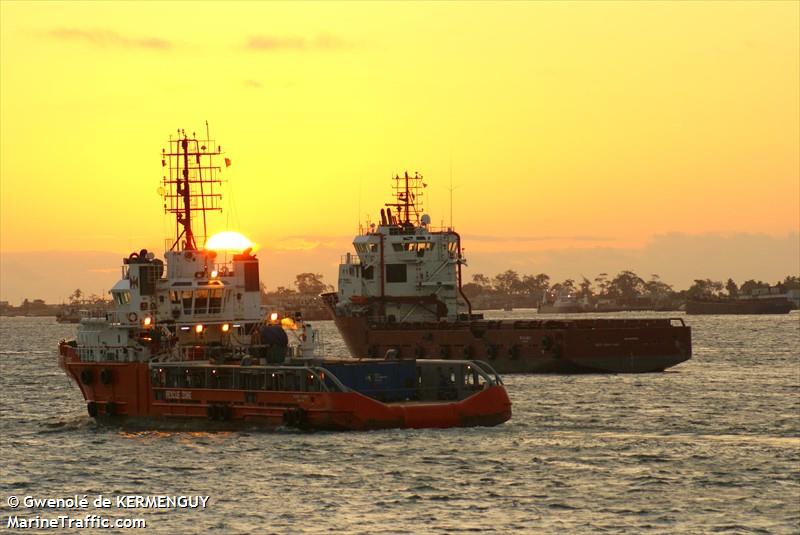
[161,129,223,251]
[385,171,425,226]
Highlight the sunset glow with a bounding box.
[205,232,255,253]
[0,1,797,303]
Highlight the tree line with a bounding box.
[62,271,799,307]
[463,270,800,305]
[262,273,334,298]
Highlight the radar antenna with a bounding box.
[385,171,426,225]
[161,129,223,251]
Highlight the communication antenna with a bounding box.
[385,171,425,225]
[450,157,453,229]
[447,156,460,230]
[161,127,223,251]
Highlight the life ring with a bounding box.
[80,368,93,385]
[128,312,138,323]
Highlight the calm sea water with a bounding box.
[1,312,798,534]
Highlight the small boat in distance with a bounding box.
[56,302,111,323]
[537,290,589,314]
[57,130,511,431]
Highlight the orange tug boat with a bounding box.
[58,129,511,431]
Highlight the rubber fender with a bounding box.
[80,368,93,385]
[100,368,113,385]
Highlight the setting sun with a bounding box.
[205,231,255,252]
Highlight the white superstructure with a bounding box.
[334,172,471,323]
[73,129,309,363]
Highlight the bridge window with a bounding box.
[196,290,210,314]
[386,264,407,283]
[362,265,374,280]
[113,291,132,305]
[181,290,193,314]
[209,289,223,313]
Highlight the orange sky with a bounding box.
[1,1,798,302]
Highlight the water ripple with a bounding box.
[0,313,798,533]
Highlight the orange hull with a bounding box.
[59,344,511,431]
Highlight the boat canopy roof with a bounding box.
[111,279,130,292]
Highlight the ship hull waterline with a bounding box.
[326,314,692,374]
[59,346,512,431]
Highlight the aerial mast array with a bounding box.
[161,129,223,251]
[385,171,425,226]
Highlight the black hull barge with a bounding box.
[323,297,690,374]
